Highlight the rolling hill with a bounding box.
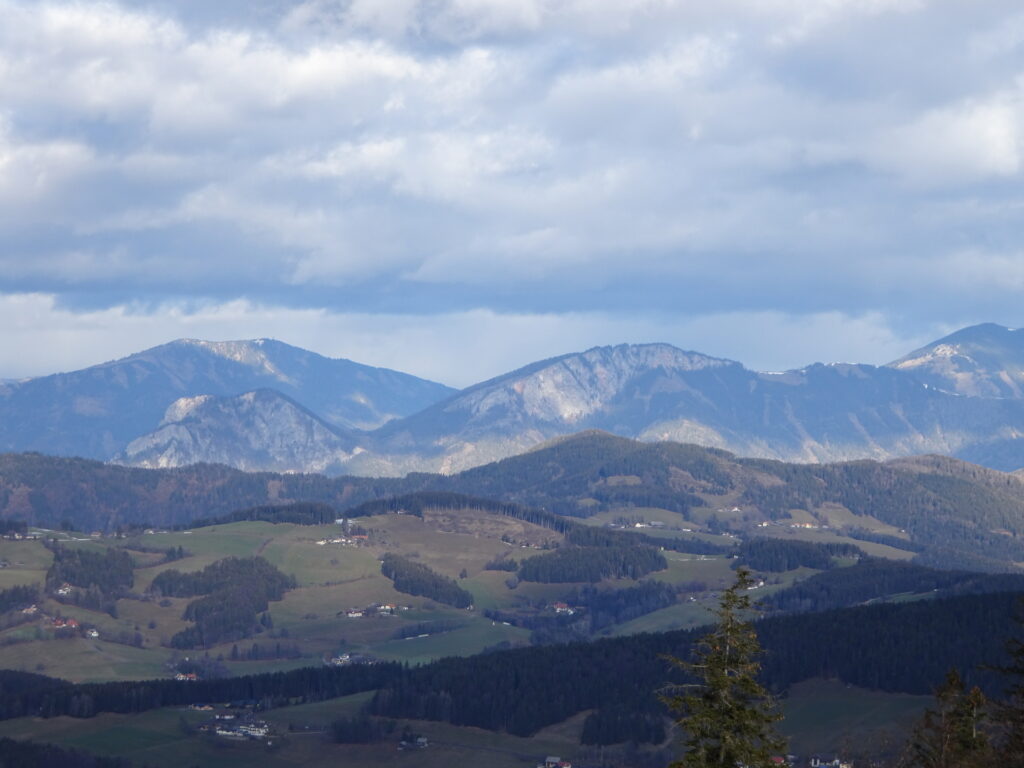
[5,431,1024,569]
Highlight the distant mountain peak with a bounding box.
[119,388,361,473]
[576,341,734,366]
[169,338,295,383]
[888,323,1024,398]
[0,337,455,461]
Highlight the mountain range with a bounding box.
[7,323,1024,475]
[0,338,453,463]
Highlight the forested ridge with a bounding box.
[764,557,1024,613]
[7,432,1024,567]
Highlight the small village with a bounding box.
[340,602,410,619]
[19,589,104,641]
[191,708,274,742]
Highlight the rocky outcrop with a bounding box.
[118,389,363,473]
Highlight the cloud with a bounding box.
[0,0,1023,376]
[869,95,1022,184]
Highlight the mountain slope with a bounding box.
[15,325,1024,476]
[888,323,1024,397]
[8,431,1024,569]
[0,338,454,460]
[360,342,1024,474]
[365,344,742,473]
[118,389,363,473]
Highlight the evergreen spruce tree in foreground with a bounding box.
[662,567,784,768]
[991,602,1024,768]
[900,668,992,768]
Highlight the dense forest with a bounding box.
[45,546,134,595]
[189,501,338,528]
[736,537,862,572]
[379,553,473,608]
[568,581,679,632]
[517,544,667,583]
[149,556,294,598]
[0,663,398,721]
[330,712,393,744]
[149,557,295,649]
[0,520,27,537]
[368,590,1024,736]
[764,558,1024,613]
[0,585,37,615]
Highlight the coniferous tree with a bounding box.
[900,668,992,768]
[991,600,1024,767]
[661,568,784,768]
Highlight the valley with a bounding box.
[0,430,1023,763]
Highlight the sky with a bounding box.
[2,0,1023,387]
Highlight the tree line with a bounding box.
[517,544,667,583]
[188,501,338,528]
[736,537,862,572]
[149,557,295,649]
[45,545,134,595]
[380,553,473,608]
[764,557,1024,614]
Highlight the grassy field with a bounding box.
[0,701,593,768]
[0,637,168,682]
[780,678,927,754]
[0,519,840,683]
[0,539,52,589]
[372,619,530,664]
[0,515,598,680]
[0,503,933,687]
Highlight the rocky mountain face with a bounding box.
[358,339,1024,474]
[11,323,1024,476]
[362,344,738,474]
[119,389,363,474]
[0,338,454,460]
[888,323,1024,398]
